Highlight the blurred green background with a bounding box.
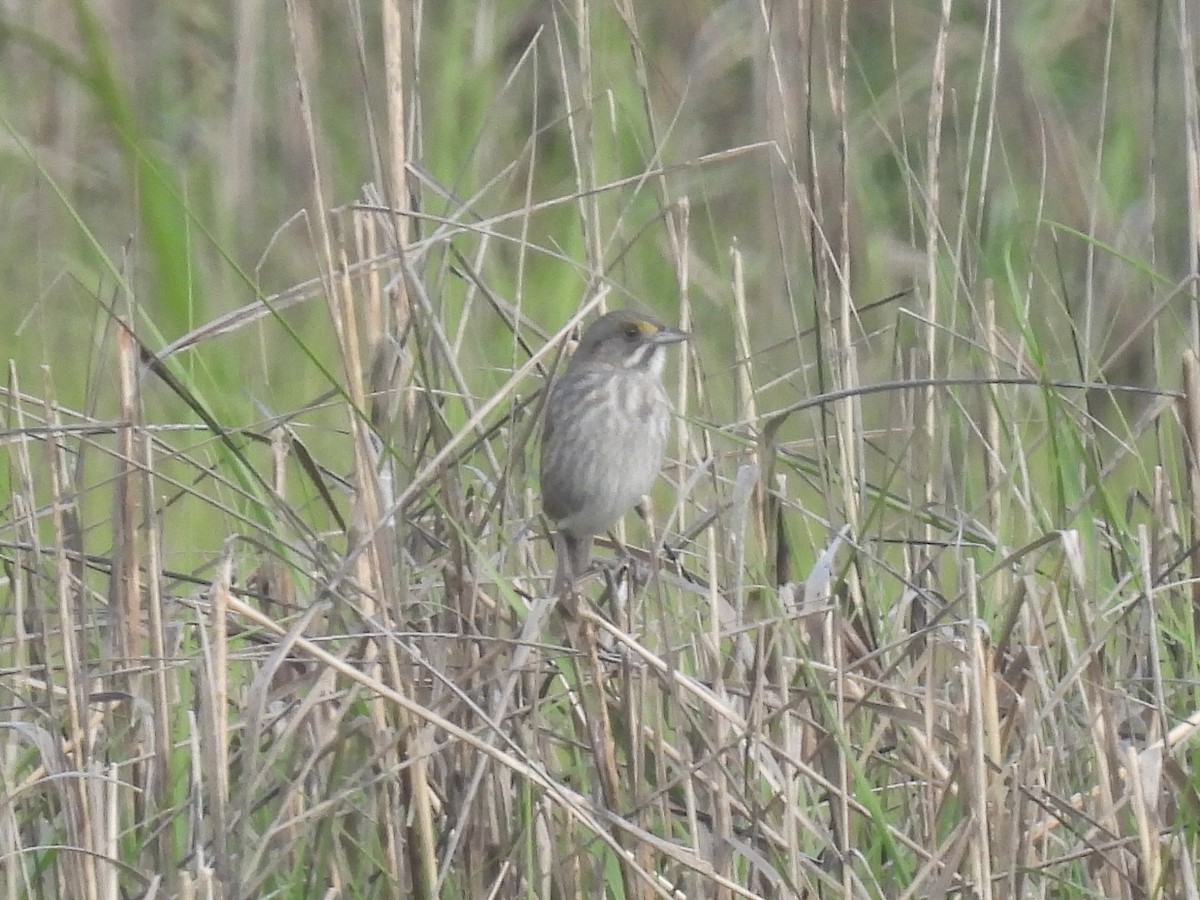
[3,2,1180,361]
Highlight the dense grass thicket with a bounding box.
[3,2,1200,897]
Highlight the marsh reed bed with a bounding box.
[3,2,1200,897]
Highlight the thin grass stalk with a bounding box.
[530,794,553,896]
[907,344,942,834]
[1172,0,1200,354]
[1182,350,1200,624]
[381,0,412,332]
[511,61,538,334]
[184,710,204,887]
[836,608,854,897]
[5,364,33,710]
[780,623,803,892]
[923,0,952,548]
[356,204,385,351]
[108,324,140,690]
[731,241,762,529]
[830,0,853,478]
[141,434,174,886]
[203,544,232,887]
[1146,2,1166,404]
[1078,615,1131,898]
[101,760,118,900]
[1126,743,1161,896]
[965,0,1002,270]
[567,0,601,272]
[820,2,865,645]
[983,280,1003,538]
[0,543,28,892]
[1081,1,1119,364]
[43,369,96,899]
[673,198,693,477]
[1138,523,1169,743]
[966,559,993,898]
[702,527,730,896]
[617,594,650,882]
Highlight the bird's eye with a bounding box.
[624,323,640,338]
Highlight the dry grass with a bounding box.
[3,1,1200,898]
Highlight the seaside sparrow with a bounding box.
[539,310,688,595]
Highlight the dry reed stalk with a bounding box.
[1183,350,1200,618]
[39,369,98,900]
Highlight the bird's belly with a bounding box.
[553,401,668,535]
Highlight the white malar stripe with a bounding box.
[624,343,665,375]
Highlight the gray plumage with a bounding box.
[539,310,687,595]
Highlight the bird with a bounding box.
[539,309,688,596]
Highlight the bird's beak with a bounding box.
[651,325,689,345]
